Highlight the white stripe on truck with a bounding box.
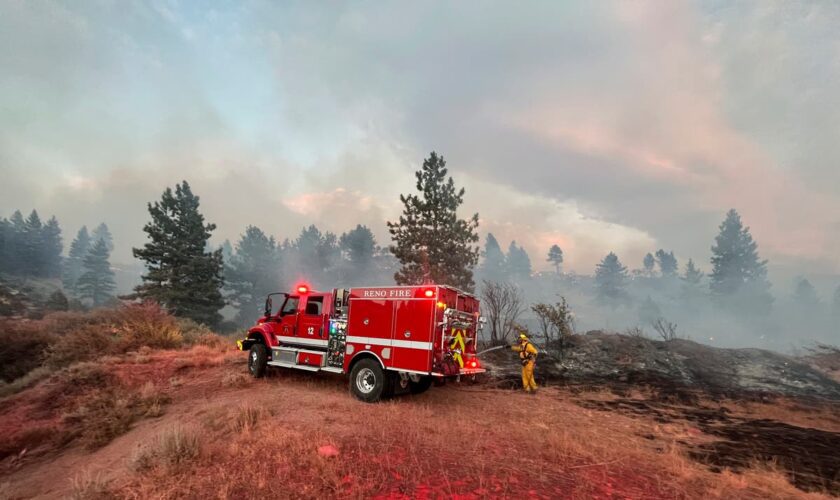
[274,335,329,347]
[346,336,433,351]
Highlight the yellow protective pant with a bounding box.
[521,361,537,392]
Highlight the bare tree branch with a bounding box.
[480,280,525,345]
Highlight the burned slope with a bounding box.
[577,396,840,495]
[482,332,840,400]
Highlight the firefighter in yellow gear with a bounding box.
[511,332,538,394]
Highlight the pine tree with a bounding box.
[0,217,11,273]
[220,239,234,265]
[45,289,69,311]
[226,226,282,325]
[680,258,706,306]
[133,181,225,327]
[22,210,43,276]
[388,152,480,291]
[41,216,63,278]
[643,253,656,277]
[318,231,341,271]
[295,225,324,273]
[709,209,773,312]
[594,252,629,306]
[340,225,376,269]
[655,249,678,277]
[480,233,506,282]
[63,226,92,294]
[793,278,819,307]
[91,223,114,252]
[682,258,704,285]
[506,241,532,281]
[77,238,115,306]
[547,244,564,275]
[7,211,26,273]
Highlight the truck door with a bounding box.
[391,299,435,373]
[297,295,327,340]
[275,295,300,339]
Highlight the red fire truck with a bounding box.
[237,284,485,402]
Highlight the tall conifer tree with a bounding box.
[133,181,225,326]
[388,152,479,291]
[710,209,772,312]
[77,238,116,306]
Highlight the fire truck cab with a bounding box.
[237,284,485,402]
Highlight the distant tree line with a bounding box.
[0,210,116,308]
[0,210,62,278]
[591,209,773,314]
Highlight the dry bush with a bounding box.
[0,365,53,398]
[0,425,58,461]
[62,389,136,449]
[177,318,226,348]
[70,470,112,500]
[48,366,168,450]
[652,318,679,341]
[0,320,56,382]
[39,362,116,407]
[61,383,170,450]
[113,302,183,350]
[625,326,647,338]
[44,324,116,369]
[131,426,202,471]
[138,381,169,418]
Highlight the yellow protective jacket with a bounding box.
[511,341,538,365]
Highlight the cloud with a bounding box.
[0,1,838,278]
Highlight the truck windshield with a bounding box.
[279,296,299,316]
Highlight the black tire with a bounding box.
[349,358,387,402]
[408,376,434,394]
[248,344,268,378]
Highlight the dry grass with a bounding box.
[69,470,112,500]
[230,404,263,432]
[110,373,834,500]
[221,370,250,388]
[130,426,202,472]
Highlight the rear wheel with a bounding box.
[349,358,387,402]
[408,376,434,394]
[248,344,267,378]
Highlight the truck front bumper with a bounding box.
[236,338,256,351]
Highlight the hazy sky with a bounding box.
[2,1,839,282]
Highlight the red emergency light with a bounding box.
[470,361,478,368]
[296,285,309,294]
[423,289,435,298]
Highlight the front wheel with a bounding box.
[248,344,267,378]
[349,358,387,402]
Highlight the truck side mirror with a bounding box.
[264,297,272,317]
